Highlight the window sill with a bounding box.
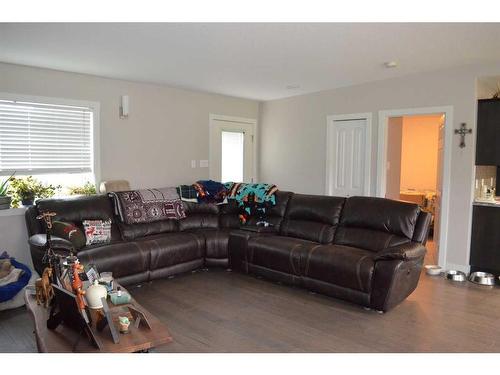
[0,207,27,217]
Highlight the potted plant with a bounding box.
[68,181,97,196]
[8,176,60,207]
[0,173,15,210]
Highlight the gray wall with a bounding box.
[0,62,260,188]
[0,62,260,269]
[260,62,500,271]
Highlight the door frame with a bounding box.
[209,114,257,183]
[377,105,454,268]
[325,112,373,196]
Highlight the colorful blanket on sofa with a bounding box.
[176,184,199,202]
[193,180,228,204]
[226,183,278,220]
[109,187,186,224]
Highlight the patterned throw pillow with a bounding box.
[52,221,87,250]
[82,219,112,246]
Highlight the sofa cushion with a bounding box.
[179,201,219,231]
[246,190,294,230]
[51,221,86,250]
[137,232,205,270]
[340,196,420,239]
[219,200,241,229]
[247,235,318,275]
[36,195,121,242]
[302,244,375,293]
[412,211,432,244]
[188,229,232,259]
[334,227,411,252]
[334,197,420,252]
[83,219,112,246]
[268,191,294,219]
[280,194,345,243]
[118,219,178,241]
[77,241,150,279]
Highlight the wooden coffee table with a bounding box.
[24,284,172,353]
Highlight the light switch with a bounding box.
[199,160,209,168]
[191,160,197,168]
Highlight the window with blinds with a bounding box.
[0,99,93,175]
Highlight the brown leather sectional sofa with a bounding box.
[26,191,431,312]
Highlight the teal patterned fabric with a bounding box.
[227,182,278,213]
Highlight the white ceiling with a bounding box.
[1,23,500,101]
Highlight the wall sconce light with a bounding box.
[119,95,129,119]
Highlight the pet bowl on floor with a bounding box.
[468,271,496,286]
[445,270,467,282]
[425,265,442,276]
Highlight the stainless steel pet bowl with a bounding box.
[445,270,467,282]
[469,271,495,286]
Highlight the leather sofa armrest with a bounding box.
[28,234,74,252]
[374,242,426,261]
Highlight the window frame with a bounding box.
[0,92,101,185]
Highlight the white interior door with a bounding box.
[326,117,370,197]
[209,117,255,183]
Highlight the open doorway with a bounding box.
[378,106,453,268]
[385,114,444,264]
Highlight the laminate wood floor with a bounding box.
[2,266,500,352]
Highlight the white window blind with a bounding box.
[0,99,93,175]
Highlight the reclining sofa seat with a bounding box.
[26,195,207,285]
[230,193,431,312]
[26,190,430,312]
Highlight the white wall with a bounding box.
[0,210,31,268]
[0,62,260,268]
[260,62,500,271]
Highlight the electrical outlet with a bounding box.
[199,160,209,168]
[191,160,197,168]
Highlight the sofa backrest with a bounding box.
[219,199,241,229]
[411,209,432,245]
[179,201,220,231]
[25,205,43,236]
[118,220,178,241]
[244,190,294,230]
[280,193,345,244]
[36,195,122,242]
[334,196,420,252]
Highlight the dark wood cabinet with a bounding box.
[476,99,500,165]
[469,205,500,276]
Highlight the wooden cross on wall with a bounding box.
[454,123,472,148]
